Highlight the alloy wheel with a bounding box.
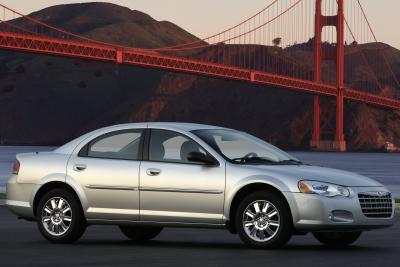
[242,200,280,242]
[41,197,72,236]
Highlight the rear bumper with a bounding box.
[6,175,35,219]
[284,186,395,231]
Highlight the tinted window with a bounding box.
[149,130,206,164]
[87,130,142,160]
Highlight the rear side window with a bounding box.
[83,130,142,160]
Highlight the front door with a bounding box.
[67,129,143,221]
[139,129,225,224]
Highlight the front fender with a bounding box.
[223,175,291,221]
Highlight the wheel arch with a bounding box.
[227,182,293,233]
[33,181,83,216]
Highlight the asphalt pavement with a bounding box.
[0,207,399,267]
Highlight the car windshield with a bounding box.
[192,129,302,165]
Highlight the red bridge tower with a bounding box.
[311,0,346,152]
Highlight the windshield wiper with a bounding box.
[232,157,279,165]
[277,159,303,165]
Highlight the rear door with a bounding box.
[67,129,144,221]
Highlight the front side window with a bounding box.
[149,129,207,164]
[86,130,142,160]
[192,129,301,165]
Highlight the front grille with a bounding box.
[358,192,393,218]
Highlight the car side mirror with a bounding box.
[187,151,218,166]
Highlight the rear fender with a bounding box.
[30,174,67,206]
[65,175,89,213]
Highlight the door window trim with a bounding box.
[143,128,219,166]
[78,129,145,161]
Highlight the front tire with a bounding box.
[36,189,86,243]
[235,191,292,249]
[119,226,163,242]
[313,231,362,247]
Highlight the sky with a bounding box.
[1,0,399,48]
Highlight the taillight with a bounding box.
[12,159,20,175]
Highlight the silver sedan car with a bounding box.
[6,123,395,248]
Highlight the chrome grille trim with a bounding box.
[358,192,393,218]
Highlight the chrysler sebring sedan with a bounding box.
[6,123,394,248]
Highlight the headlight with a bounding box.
[298,180,350,198]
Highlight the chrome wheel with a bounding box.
[242,200,280,242]
[41,197,72,236]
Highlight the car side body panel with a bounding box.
[139,161,226,224]
[66,156,141,221]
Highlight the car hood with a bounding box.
[247,164,383,187]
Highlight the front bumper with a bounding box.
[284,186,395,231]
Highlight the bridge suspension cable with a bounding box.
[145,0,304,52]
[143,0,280,51]
[356,0,400,89]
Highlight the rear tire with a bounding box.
[119,226,163,242]
[313,231,362,247]
[36,189,86,243]
[235,191,292,249]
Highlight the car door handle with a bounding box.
[73,164,87,171]
[146,168,161,176]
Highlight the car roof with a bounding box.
[147,122,226,131]
[94,122,227,132]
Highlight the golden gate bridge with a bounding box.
[0,0,399,151]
